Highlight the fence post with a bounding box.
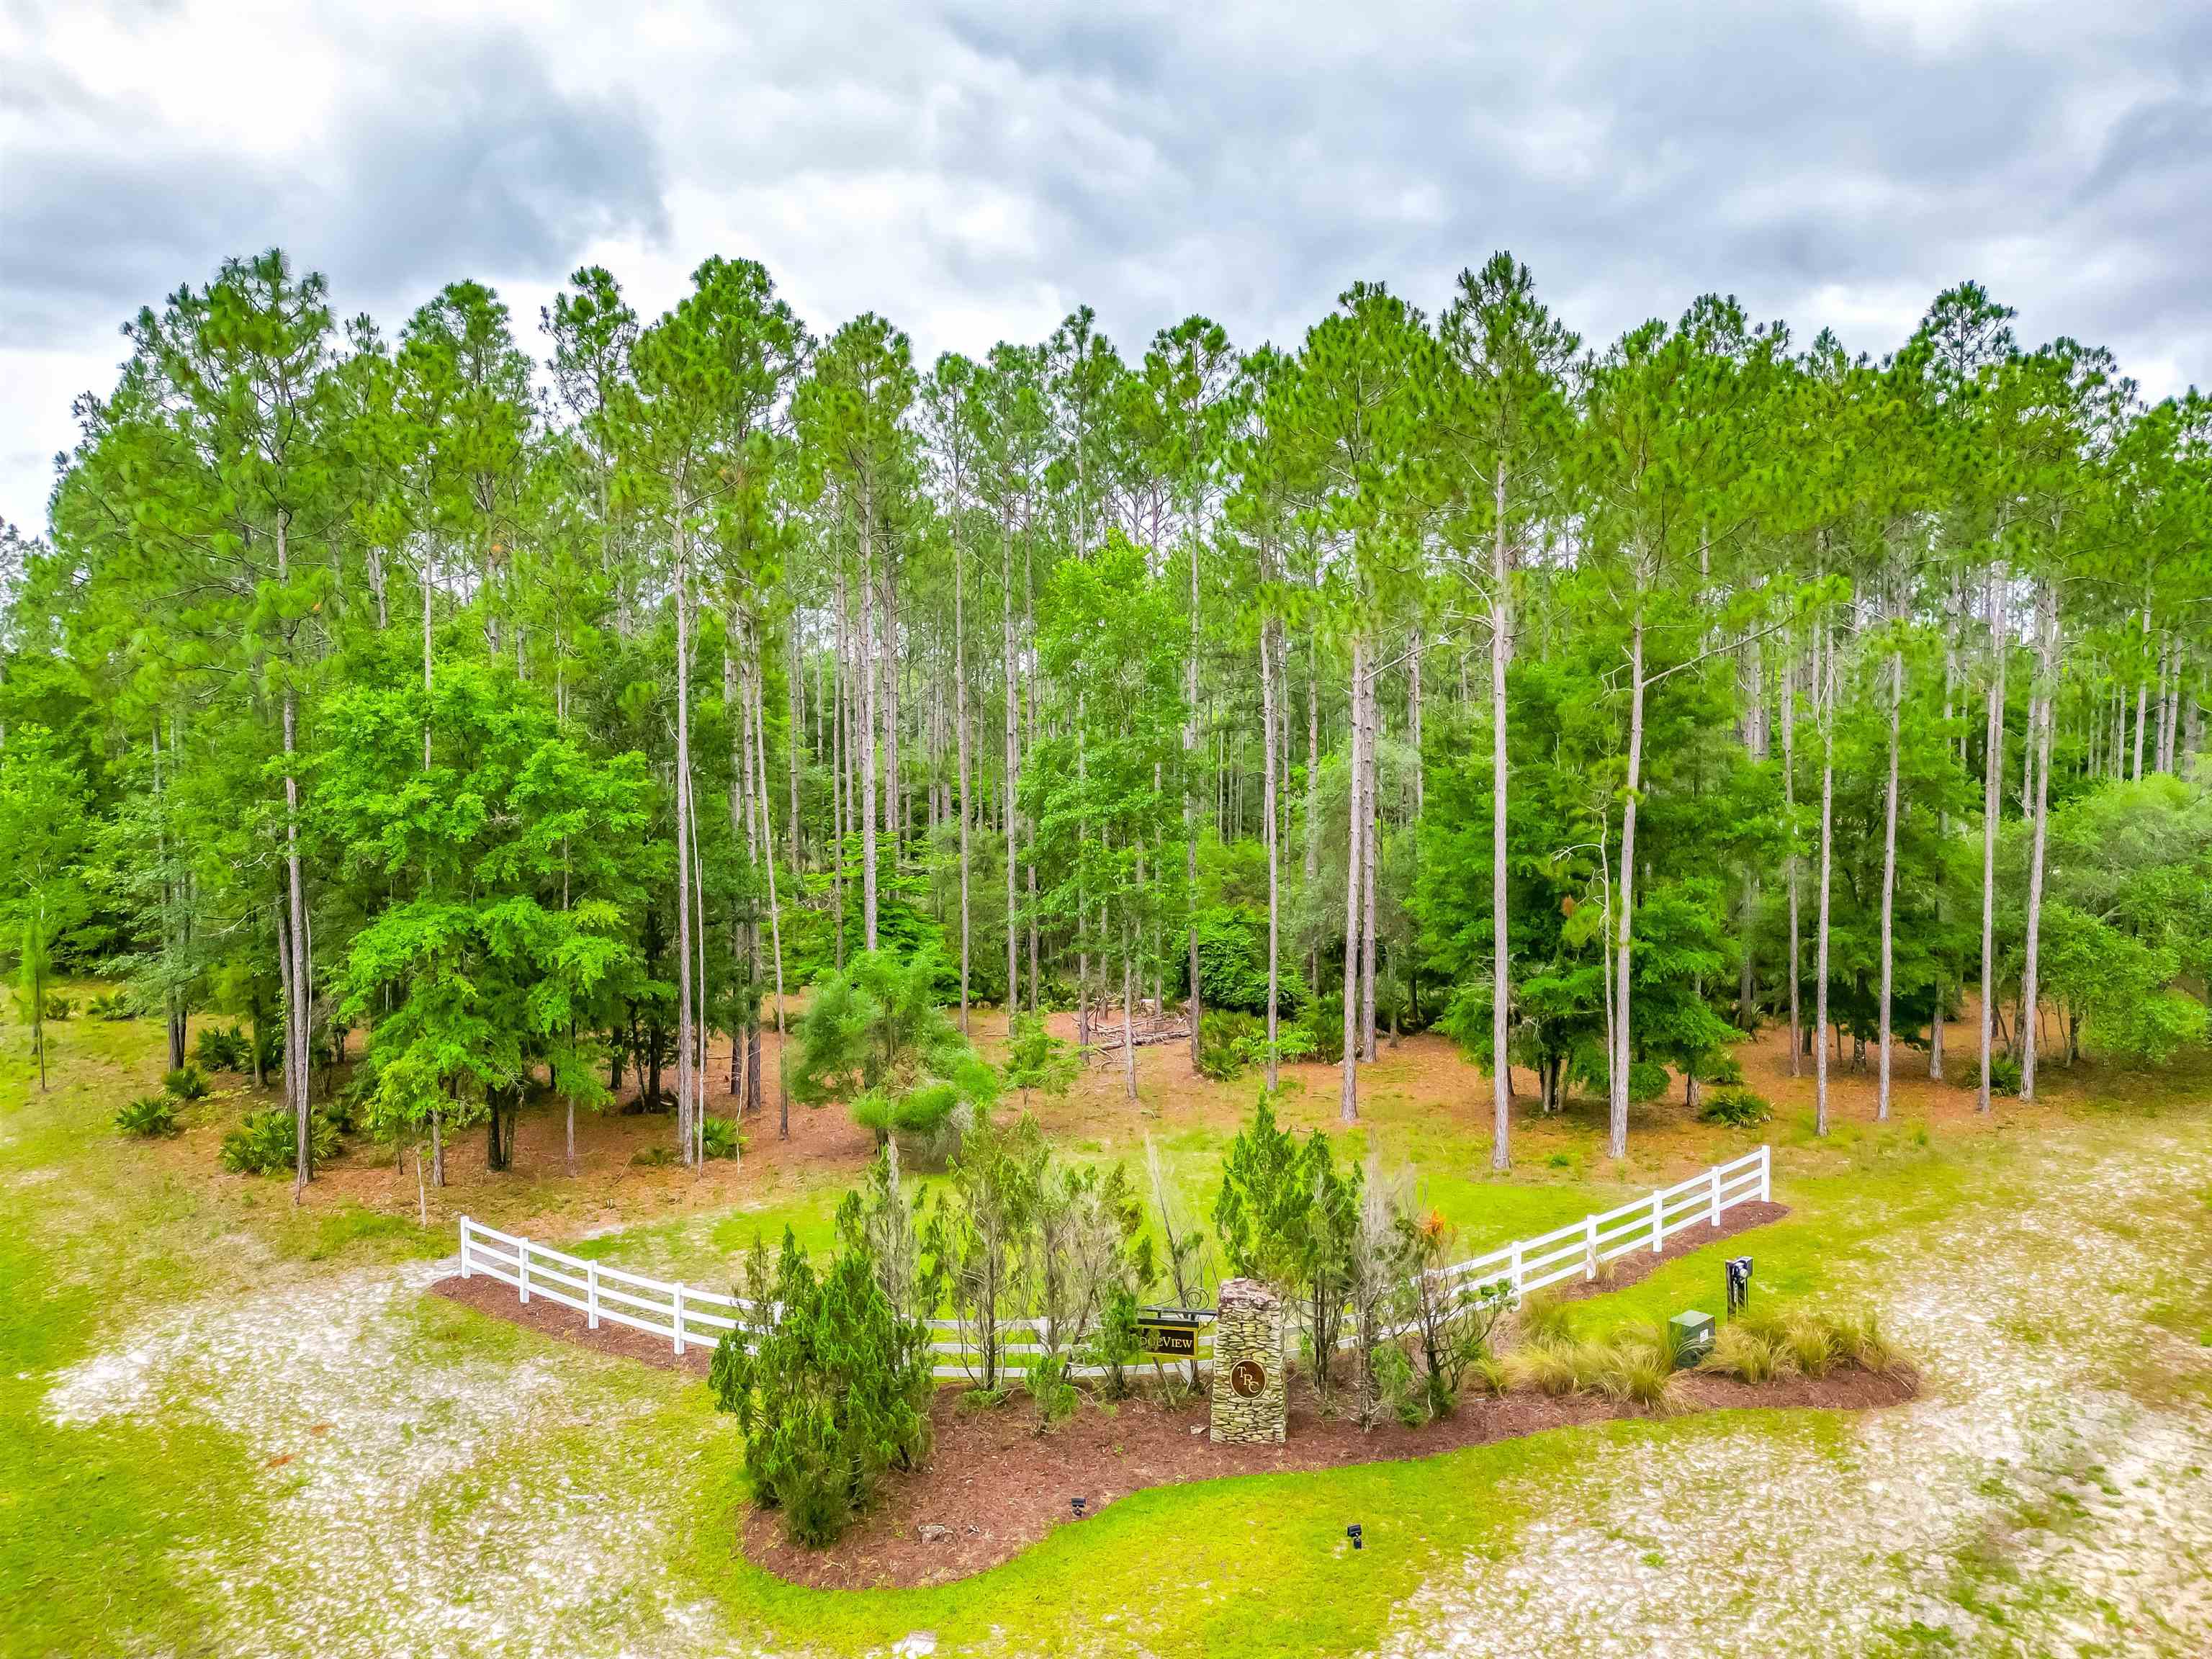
[1585,1213,1599,1280]
[673,1282,686,1357]
[587,1261,600,1331]
[1651,1188,1664,1253]
[459,1218,472,1279]
[518,1240,531,1303]
[1760,1143,1772,1202]
[1510,1238,1524,1298]
[1709,1164,1722,1229]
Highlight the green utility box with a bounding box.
[1668,1310,1715,1370]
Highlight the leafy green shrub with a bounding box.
[711,1228,933,1547]
[88,990,140,1020]
[1191,906,1308,1017]
[1023,1351,1078,1428]
[1627,1059,1670,1102]
[1987,1053,2023,1097]
[1371,1342,1425,1426]
[701,1115,744,1160]
[1697,1086,1773,1127]
[163,1065,210,1101]
[194,1024,251,1073]
[630,1144,676,1168]
[114,1095,181,1138]
[40,992,73,1022]
[1309,990,1346,1064]
[220,1109,336,1175]
[1702,1052,1745,1088]
[1195,1011,1256,1081]
[1003,1014,1078,1107]
[1082,1285,1146,1398]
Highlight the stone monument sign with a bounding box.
[1208,1277,1287,1444]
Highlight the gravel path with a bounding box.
[1367,1123,2212,1659]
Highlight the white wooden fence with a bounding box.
[457,1144,1769,1381]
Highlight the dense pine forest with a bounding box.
[4,247,2209,1195]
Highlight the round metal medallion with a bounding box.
[1228,1359,1266,1398]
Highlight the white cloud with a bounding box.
[4,0,2210,531]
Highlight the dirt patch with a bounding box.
[741,1365,1915,1590]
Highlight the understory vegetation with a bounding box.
[4,246,2210,1228]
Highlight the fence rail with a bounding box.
[457,1144,1768,1382]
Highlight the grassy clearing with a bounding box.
[9,986,2212,1657]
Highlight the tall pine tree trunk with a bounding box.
[1609,594,1645,1161]
[673,530,698,1164]
[1261,613,1282,1093]
[1979,567,2008,1113]
[1003,515,1020,1015]
[1878,641,1902,1121]
[1490,472,1513,1171]
[2020,582,2058,1101]
[1783,643,1801,1077]
[858,490,881,950]
[1815,625,1837,1138]
[1340,637,1367,1125]
[1185,539,1203,1071]
[954,521,972,1035]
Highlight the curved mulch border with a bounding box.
[427,1198,1907,1588]
[741,1361,1917,1589]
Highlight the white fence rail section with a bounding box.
[457,1144,1768,1380]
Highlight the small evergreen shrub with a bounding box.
[1697,1086,1773,1127]
[1702,1053,1745,1088]
[1023,1351,1079,1428]
[88,990,140,1020]
[1626,1059,1670,1102]
[194,1024,251,1074]
[701,1115,743,1160]
[114,1095,181,1138]
[220,1108,337,1175]
[711,1228,933,1547]
[40,993,74,1021]
[1987,1053,2023,1097]
[163,1065,210,1101]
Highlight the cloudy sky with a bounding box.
[4,0,2209,531]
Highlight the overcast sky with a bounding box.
[4,0,2209,533]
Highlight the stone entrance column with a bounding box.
[1208,1277,1287,1444]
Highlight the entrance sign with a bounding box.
[1209,1278,1287,1444]
[1133,1308,1204,1357]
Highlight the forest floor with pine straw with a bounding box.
[8,985,2211,1656]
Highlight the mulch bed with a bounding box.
[739,1361,1916,1589]
[427,1197,1913,1588]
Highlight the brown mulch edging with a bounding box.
[742,1363,1916,1589]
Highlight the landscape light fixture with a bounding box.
[1346,1523,1363,1550]
[1071,1496,1087,1519]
